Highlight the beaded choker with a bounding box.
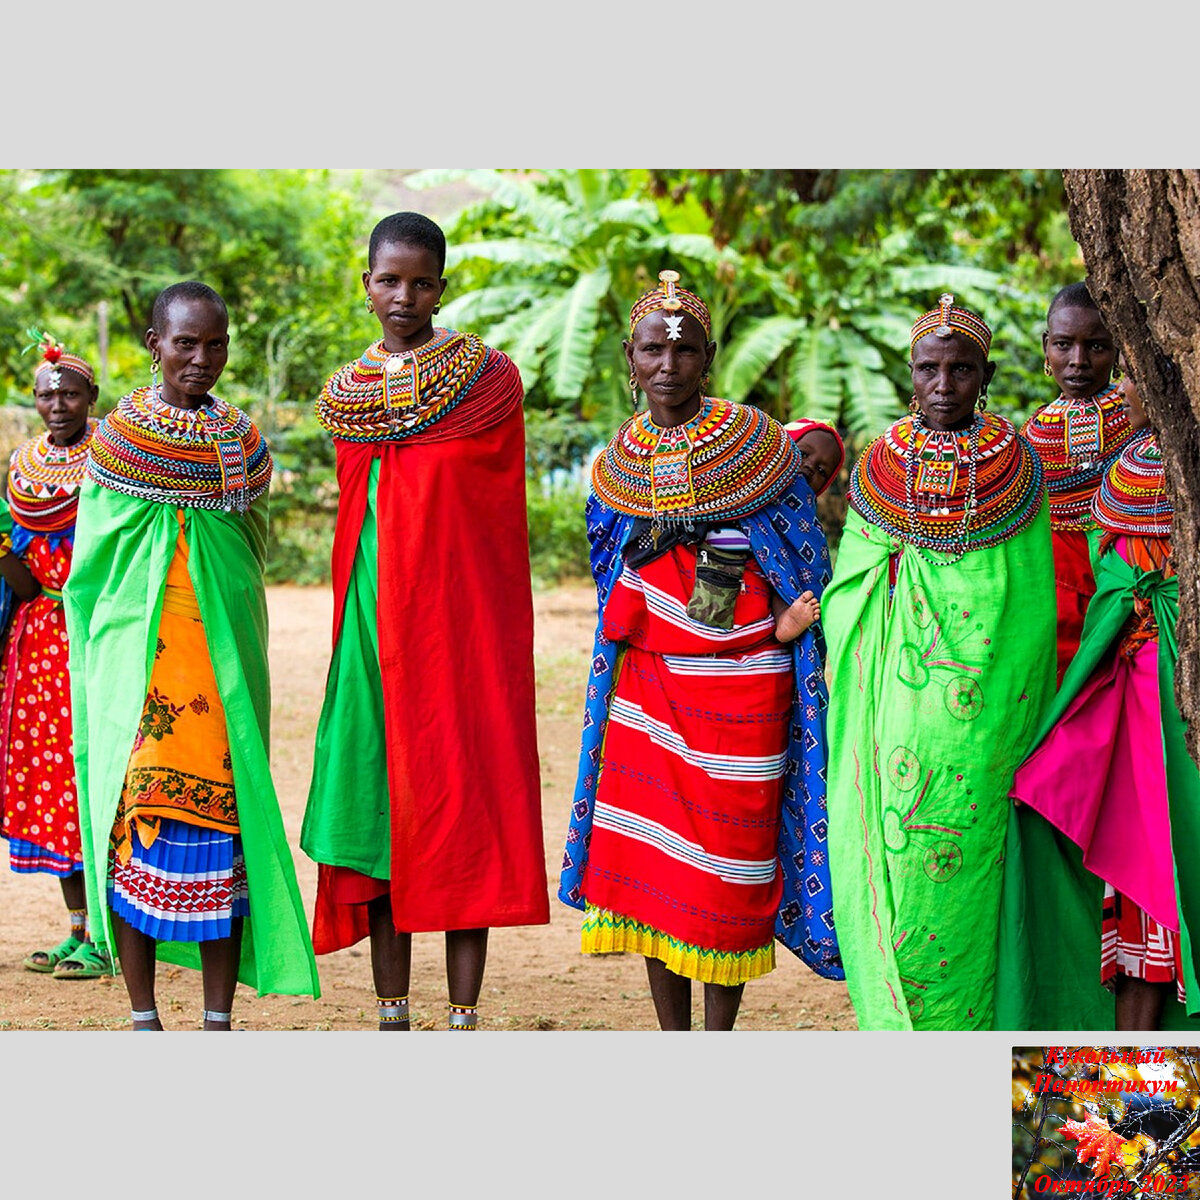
[88,387,271,513]
[7,420,97,533]
[849,412,1044,558]
[591,399,802,530]
[1020,383,1134,530]
[316,331,489,442]
[1091,431,1171,539]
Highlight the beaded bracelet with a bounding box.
[0,533,12,560]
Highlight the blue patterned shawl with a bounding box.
[558,473,844,980]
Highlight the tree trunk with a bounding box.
[1061,169,1200,766]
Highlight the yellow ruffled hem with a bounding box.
[581,906,774,985]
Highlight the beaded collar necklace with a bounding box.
[7,420,97,532]
[87,386,270,514]
[904,412,981,566]
[316,331,488,442]
[591,398,802,538]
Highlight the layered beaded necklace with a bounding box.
[316,331,488,442]
[850,411,1043,560]
[1021,383,1133,530]
[1091,431,1171,538]
[591,398,803,538]
[88,387,271,513]
[7,420,97,533]
[904,412,981,565]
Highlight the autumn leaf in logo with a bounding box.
[1060,1112,1126,1178]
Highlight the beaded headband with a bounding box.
[910,293,992,356]
[24,328,95,387]
[629,269,712,339]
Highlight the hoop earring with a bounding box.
[1043,359,1052,377]
[629,370,639,414]
[977,389,988,411]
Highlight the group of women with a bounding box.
[0,209,1192,1032]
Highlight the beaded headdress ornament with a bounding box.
[23,328,95,390]
[629,270,712,340]
[909,294,992,357]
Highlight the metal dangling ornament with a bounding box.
[1043,358,1052,377]
[365,296,375,313]
[909,394,920,414]
[977,387,988,411]
[630,370,640,414]
[151,356,160,394]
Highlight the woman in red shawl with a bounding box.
[1021,282,1135,685]
[0,334,111,979]
[301,212,549,1031]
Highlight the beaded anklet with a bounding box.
[448,1003,478,1031]
[377,995,410,1029]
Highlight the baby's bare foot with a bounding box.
[775,590,820,643]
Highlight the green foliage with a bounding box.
[525,480,590,588]
[0,168,1097,586]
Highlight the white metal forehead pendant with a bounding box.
[47,368,61,388]
[663,314,684,340]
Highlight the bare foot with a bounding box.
[773,590,820,643]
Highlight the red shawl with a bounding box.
[312,350,549,948]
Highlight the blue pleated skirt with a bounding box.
[108,816,249,942]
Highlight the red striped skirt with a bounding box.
[582,541,792,981]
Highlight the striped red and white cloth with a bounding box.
[581,535,792,979]
[1102,882,1186,1005]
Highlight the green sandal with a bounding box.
[23,935,83,973]
[53,941,117,980]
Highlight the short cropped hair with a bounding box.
[1046,281,1098,324]
[368,211,446,273]
[151,281,228,332]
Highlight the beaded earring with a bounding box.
[629,370,639,414]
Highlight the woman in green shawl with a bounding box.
[65,282,319,1029]
[823,294,1056,1030]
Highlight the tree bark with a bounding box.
[1061,169,1200,766]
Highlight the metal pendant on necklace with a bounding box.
[383,352,420,432]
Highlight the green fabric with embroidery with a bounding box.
[823,501,1056,1029]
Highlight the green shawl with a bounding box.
[995,529,1200,1030]
[64,480,319,997]
[824,502,1056,1029]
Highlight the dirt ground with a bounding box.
[0,583,855,1033]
